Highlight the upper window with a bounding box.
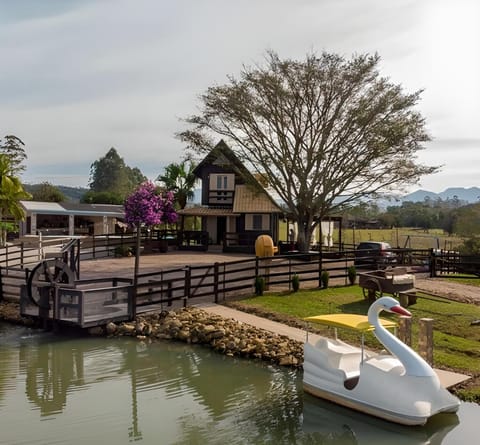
[211,174,234,190]
[216,175,229,190]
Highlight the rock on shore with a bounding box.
[0,302,34,326]
[0,301,303,368]
[99,307,303,368]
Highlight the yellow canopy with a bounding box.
[304,313,397,332]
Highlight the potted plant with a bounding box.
[321,270,330,289]
[348,265,357,285]
[292,273,300,292]
[254,275,265,296]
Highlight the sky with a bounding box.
[0,0,479,193]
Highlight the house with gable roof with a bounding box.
[177,140,284,253]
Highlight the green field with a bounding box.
[338,228,463,250]
[278,222,464,251]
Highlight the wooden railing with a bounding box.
[6,244,480,328]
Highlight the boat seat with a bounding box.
[314,338,362,374]
[364,356,405,375]
[315,338,357,354]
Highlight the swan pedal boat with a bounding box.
[303,297,460,426]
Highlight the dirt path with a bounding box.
[415,277,480,305]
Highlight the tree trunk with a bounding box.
[297,220,315,253]
[134,228,141,285]
[0,228,5,248]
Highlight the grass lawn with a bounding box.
[442,275,480,287]
[232,285,480,402]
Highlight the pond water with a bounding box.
[0,322,478,445]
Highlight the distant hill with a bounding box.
[400,187,480,204]
[57,186,89,202]
[24,184,88,202]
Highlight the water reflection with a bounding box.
[0,323,477,445]
[303,394,459,444]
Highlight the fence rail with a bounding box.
[4,242,480,329]
[430,250,480,277]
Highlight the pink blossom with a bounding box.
[124,181,177,228]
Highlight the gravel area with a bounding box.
[415,277,480,305]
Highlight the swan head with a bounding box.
[369,296,412,319]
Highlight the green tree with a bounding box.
[179,51,438,251]
[0,134,27,175]
[156,161,197,210]
[81,190,125,205]
[450,204,480,237]
[88,147,146,199]
[30,182,66,202]
[0,154,31,246]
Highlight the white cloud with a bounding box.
[2,0,479,193]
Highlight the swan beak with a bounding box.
[391,305,412,317]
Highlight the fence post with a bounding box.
[398,316,412,346]
[429,248,435,278]
[318,251,323,288]
[214,262,219,304]
[184,266,191,305]
[418,318,434,365]
[288,258,292,291]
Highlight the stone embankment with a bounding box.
[100,307,303,367]
[0,302,302,367]
[0,302,33,325]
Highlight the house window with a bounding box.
[252,214,263,230]
[245,214,269,230]
[211,174,234,190]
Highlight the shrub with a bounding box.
[348,265,357,285]
[114,245,132,257]
[254,276,265,296]
[459,236,480,255]
[292,273,300,292]
[321,270,330,289]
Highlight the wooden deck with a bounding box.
[19,275,192,328]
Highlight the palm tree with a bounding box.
[0,154,31,246]
[156,161,197,210]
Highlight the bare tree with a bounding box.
[178,51,439,251]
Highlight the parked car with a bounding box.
[354,241,397,269]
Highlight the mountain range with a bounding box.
[397,187,480,204]
[24,184,480,206]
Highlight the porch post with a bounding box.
[31,212,37,235]
[68,214,74,236]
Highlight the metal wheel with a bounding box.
[27,259,76,306]
[361,278,383,301]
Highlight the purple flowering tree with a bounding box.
[124,181,178,292]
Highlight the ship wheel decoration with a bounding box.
[27,259,76,306]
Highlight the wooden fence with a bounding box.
[3,239,480,328]
[6,254,353,323]
[430,250,480,278]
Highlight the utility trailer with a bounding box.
[358,267,417,305]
